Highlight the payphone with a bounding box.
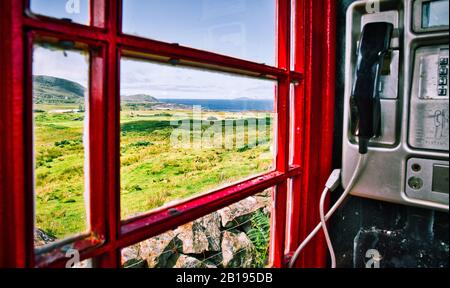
[342,0,449,211]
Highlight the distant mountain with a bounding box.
[33,75,86,104]
[122,94,191,110]
[33,76,188,111]
[121,94,159,104]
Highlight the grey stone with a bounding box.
[173,254,216,268]
[139,230,182,268]
[175,212,221,254]
[121,244,147,268]
[221,231,256,268]
[176,222,209,254]
[217,197,265,228]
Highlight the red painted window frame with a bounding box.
[0,0,336,268]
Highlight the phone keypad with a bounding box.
[438,57,449,96]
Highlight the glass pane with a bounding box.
[120,57,275,219]
[121,190,272,268]
[33,43,89,247]
[30,0,90,25]
[122,0,276,65]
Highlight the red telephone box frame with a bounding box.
[0,0,336,268]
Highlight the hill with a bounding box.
[121,94,159,104]
[33,76,188,111]
[33,75,86,104]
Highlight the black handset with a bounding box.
[351,22,393,154]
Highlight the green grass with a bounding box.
[34,107,87,238]
[34,105,273,239]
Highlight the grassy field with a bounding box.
[34,105,273,240]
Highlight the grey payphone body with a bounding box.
[342,0,449,211]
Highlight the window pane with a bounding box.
[120,57,275,219]
[121,190,272,268]
[30,0,90,25]
[122,0,276,65]
[33,44,89,246]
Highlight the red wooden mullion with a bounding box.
[0,0,32,268]
[89,51,109,264]
[286,0,306,257]
[95,0,121,268]
[86,0,113,268]
[269,0,291,268]
[288,0,337,268]
[91,0,107,28]
[119,170,299,249]
[117,35,286,80]
[297,0,324,268]
[313,0,337,268]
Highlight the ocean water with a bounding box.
[159,99,274,112]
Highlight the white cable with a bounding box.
[320,186,336,268]
[288,154,366,268]
[320,168,342,268]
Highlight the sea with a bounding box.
[159,98,273,112]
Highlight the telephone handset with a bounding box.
[350,22,393,154]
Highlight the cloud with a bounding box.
[33,46,89,88]
[120,58,275,99]
[32,46,275,100]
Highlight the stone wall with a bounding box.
[121,191,271,268]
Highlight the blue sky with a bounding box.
[122,0,275,65]
[31,0,90,24]
[32,0,276,100]
[33,45,89,88]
